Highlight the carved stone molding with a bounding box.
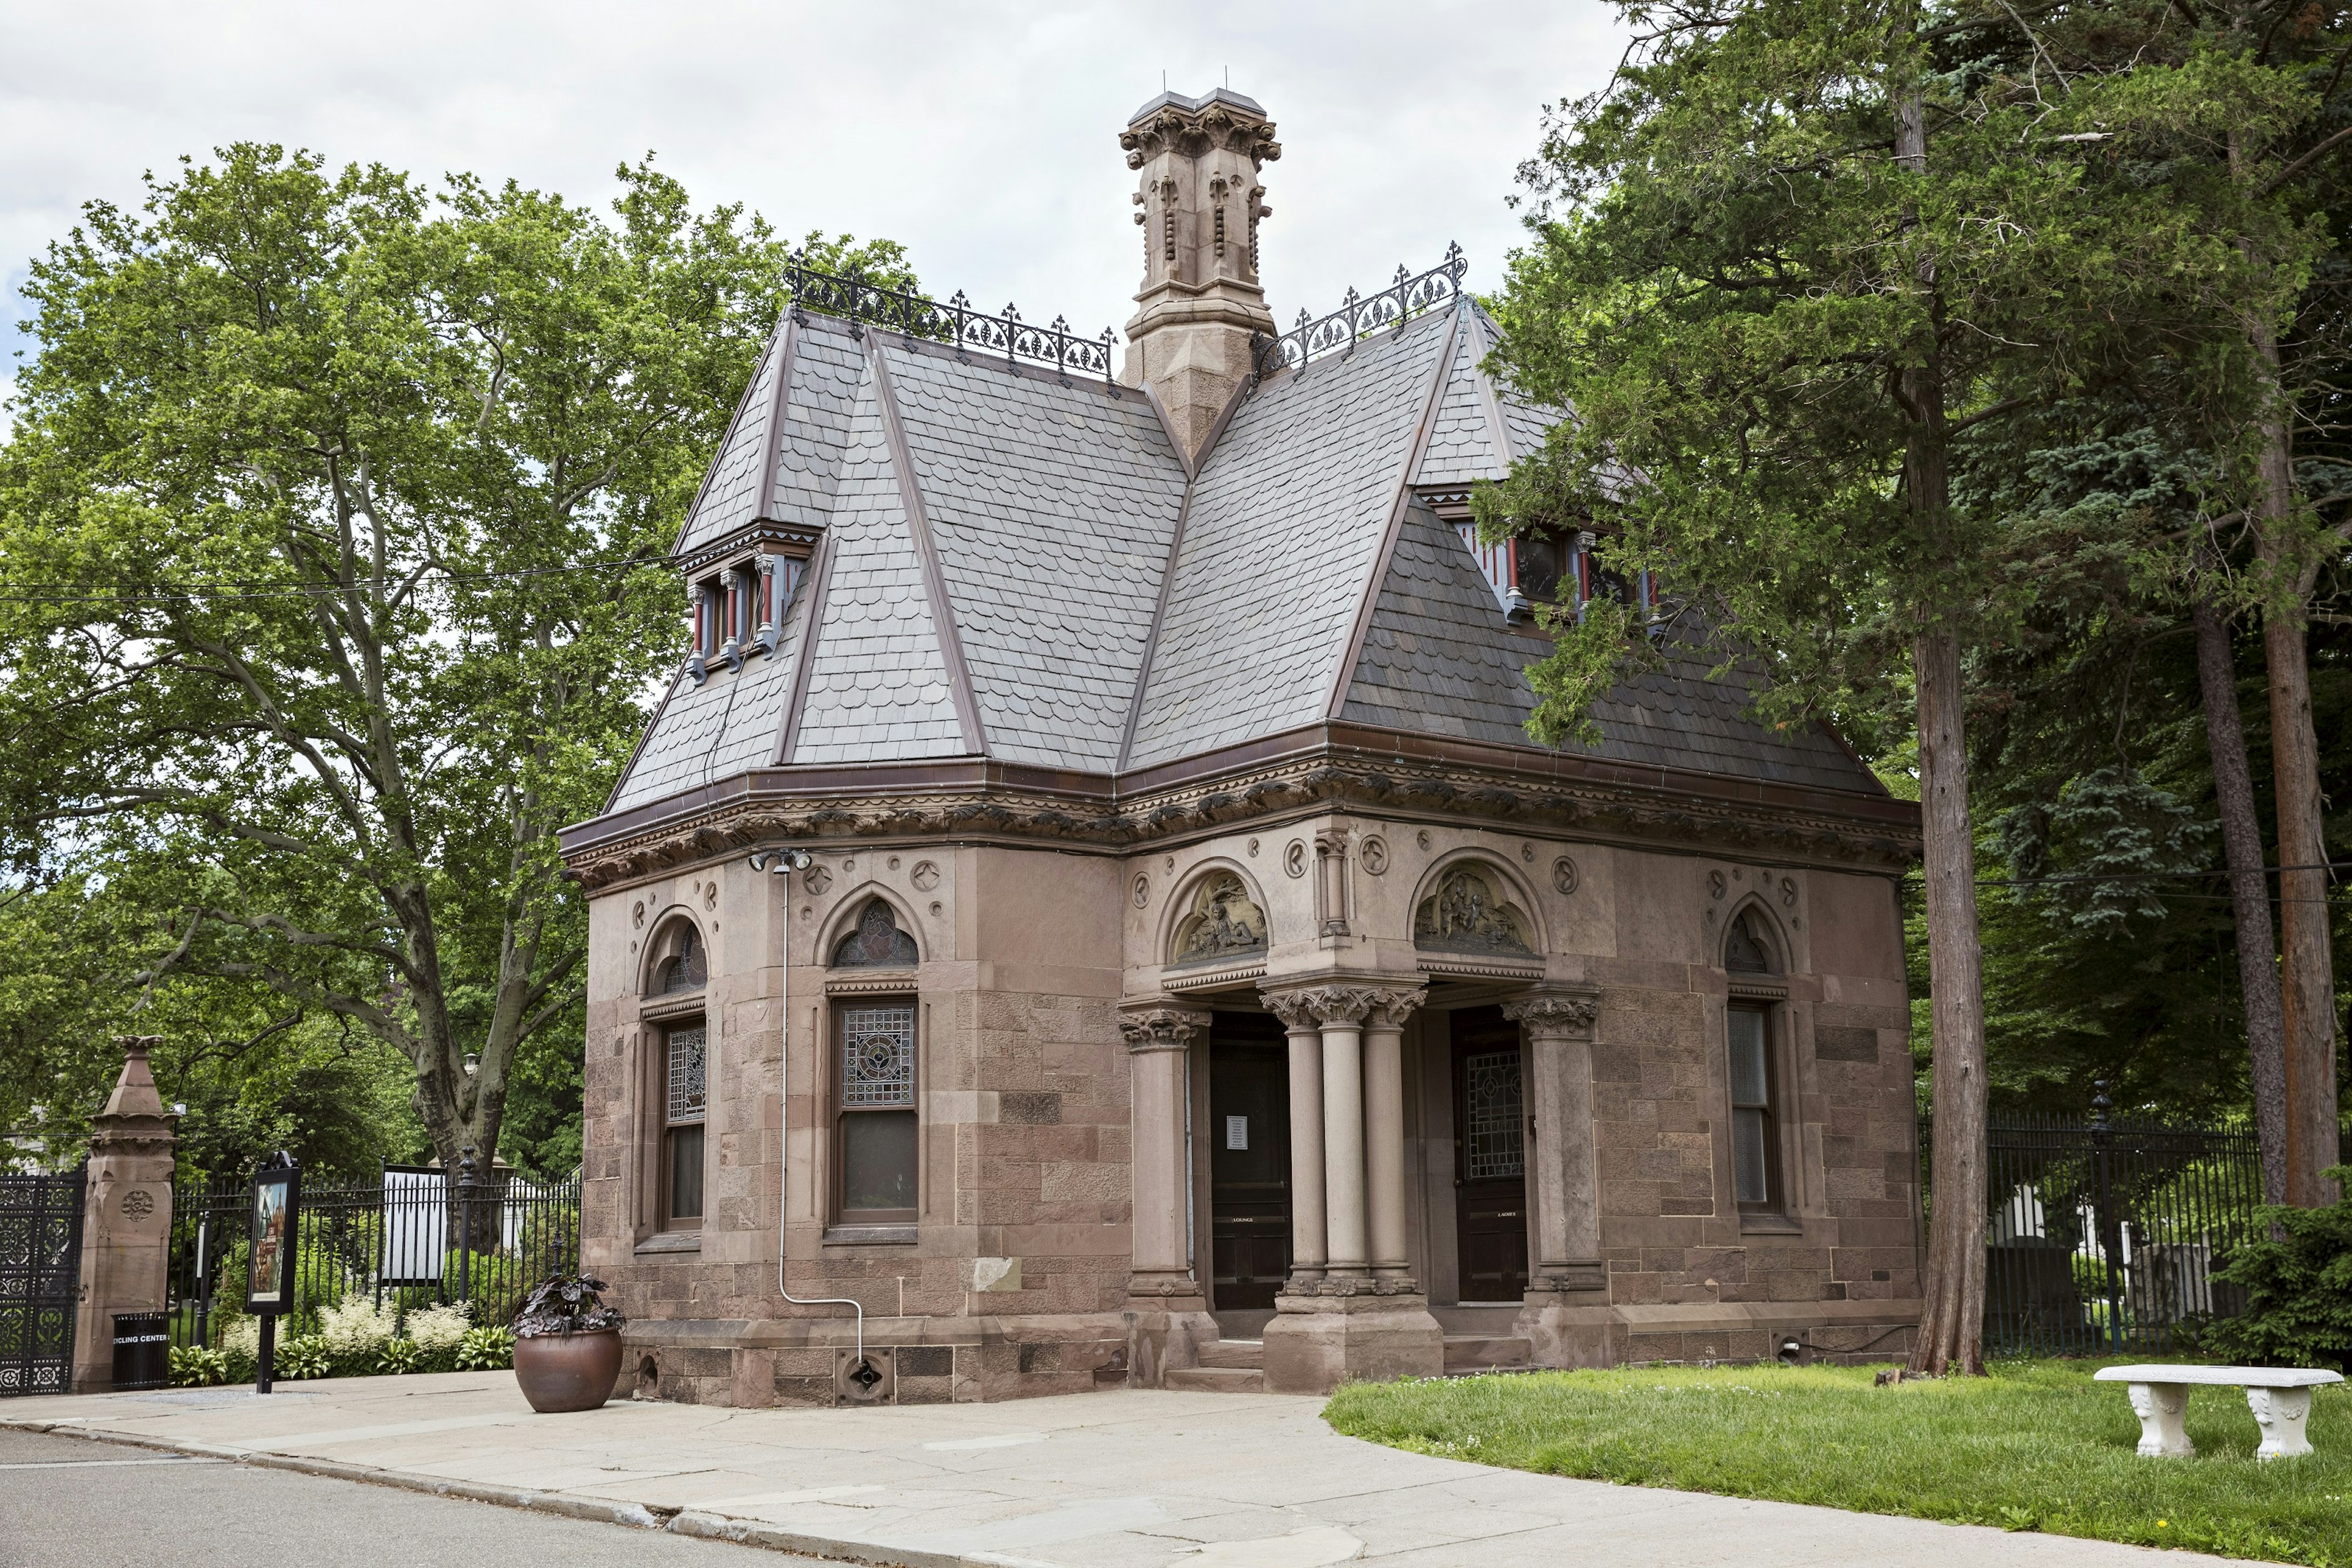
[562,738,1921,892]
[1365,986,1427,1031]
[1260,989,1321,1031]
[1292,984,1376,1027]
[1118,1005,1212,1054]
[1503,990,1601,1038]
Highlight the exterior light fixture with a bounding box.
[748,846,813,875]
[463,1053,479,1078]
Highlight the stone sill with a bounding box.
[823,1224,918,1246]
[634,1230,703,1256]
[1738,1213,1805,1236]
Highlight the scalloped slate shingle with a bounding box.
[790,356,970,763]
[1125,311,1455,769]
[599,290,1884,818]
[882,344,1186,771]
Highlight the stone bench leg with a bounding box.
[2126,1382,2193,1457]
[2247,1386,2315,1460]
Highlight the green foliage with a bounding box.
[168,1346,228,1387]
[0,142,919,1180]
[375,1338,423,1375]
[1328,1359,2352,1565]
[2204,1167,2352,1372]
[274,1334,332,1379]
[454,1325,515,1371]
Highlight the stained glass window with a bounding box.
[1464,1049,1526,1182]
[666,1024,706,1124]
[832,900,919,967]
[841,1005,915,1107]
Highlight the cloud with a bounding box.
[1,1,1626,369]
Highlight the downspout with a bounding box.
[748,846,872,1382]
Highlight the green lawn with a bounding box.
[1324,1359,2352,1566]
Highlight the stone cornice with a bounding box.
[560,721,1921,893]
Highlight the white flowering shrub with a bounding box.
[319,1298,400,1376]
[403,1302,473,1371]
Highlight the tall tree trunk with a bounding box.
[2246,312,2342,1206]
[1896,74,1989,1377]
[1909,630,1990,1378]
[2193,574,2291,1205]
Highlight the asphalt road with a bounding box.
[0,1428,821,1567]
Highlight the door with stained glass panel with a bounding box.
[1451,1007,1529,1302]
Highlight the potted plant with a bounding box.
[510,1274,627,1413]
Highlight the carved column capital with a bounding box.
[1261,989,1321,1031]
[1296,983,1379,1026]
[1118,1005,1212,1054]
[1503,989,1600,1039]
[1364,986,1427,1031]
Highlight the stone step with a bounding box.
[1444,1335,1532,1372]
[1196,1338,1264,1370]
[1167,1365,1266,1393]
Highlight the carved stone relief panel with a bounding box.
[1170,871,1267,965]
[1413,863,1536,956]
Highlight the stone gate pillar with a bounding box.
[1506,990,1613,1368]
[73,1036,178,1392]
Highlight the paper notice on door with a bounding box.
[1226,1115,1248,1150]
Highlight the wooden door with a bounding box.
[1452,1007,1530,1302]
[1209,1014,1291,1310]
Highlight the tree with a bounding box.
[1480,0,2299,1371]
[0,145,913,1175]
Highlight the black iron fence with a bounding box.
[0,1167,85,1396]
[166,1162,579,1352]
[1921,1098,2285,1357]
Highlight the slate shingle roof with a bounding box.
[600,295,1885,820]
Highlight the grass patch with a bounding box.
[1324,1358,2352,1565]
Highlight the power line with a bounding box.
[0,557,673,606]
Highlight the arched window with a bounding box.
[1170,872,1267,965]
[831,899,919,968]
[1724,907,1779,974]
[649,922,706,994]
[1413,864,1536,956]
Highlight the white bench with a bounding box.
[2094,1364,2342,1459]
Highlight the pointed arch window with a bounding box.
[831,899,919,968]
[651,922,706,994]
[1724,907,1777,974]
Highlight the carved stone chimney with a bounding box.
[1120,88,1280,461]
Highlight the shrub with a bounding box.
[276,1334,332,1379]
[2204,1166,2352,1371]
[377,1338,424,1374]
[454,1325,515,1371]
[219,1316,260,1383]
[169,1346,228,1387]
[404,1302,473,1372]
[317,1298,399,1378]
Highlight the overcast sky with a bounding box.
[2,1,1628,409]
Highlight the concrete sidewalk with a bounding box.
[1,1373,2251,1568]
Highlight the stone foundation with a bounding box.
[619,1312,1136,1408]
[1262,1292,1444,1393]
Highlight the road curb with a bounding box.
[0,1414,1018,1567]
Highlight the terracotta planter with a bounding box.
[513,1327,624,1413]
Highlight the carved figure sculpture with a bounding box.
[1171,872,1266,964]
[1412,864,1534,956]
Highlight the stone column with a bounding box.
[1506,990,1611,1369]
[1260,980,1444,1395]
[72,1037,178,1393]
[1362,986,1426,1284]
[1261,990,1327,1289]
[1307,985,1374,1280]
[1118,1005,1212,1306]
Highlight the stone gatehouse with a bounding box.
[558,88,1924,1406]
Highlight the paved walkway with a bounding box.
[2,1373,2255,1568]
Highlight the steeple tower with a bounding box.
[1119,88,1280,461]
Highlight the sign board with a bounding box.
[244,1161,300,1313]
[1226,1115,1249,1151]
[380,1164,447,1285]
